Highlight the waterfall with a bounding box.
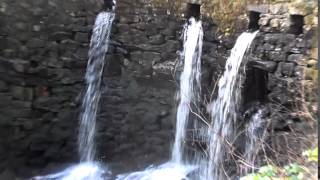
[242,107,268,175]
[172,17,203,164]
[115,17,203,180]
[204,31,258,180]
[79,11,115,162]
[32,10,115,180]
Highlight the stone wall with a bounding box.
[0,0,103,177]
[242,2,318,166]
[0,0,222,178]
[97,0,223,174]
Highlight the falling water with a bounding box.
[79,11,115,162]
[172,17,203,164]
[204,31,258,180]
[243,108,268,174]
[114,17,203,180]
[32,10,115,180]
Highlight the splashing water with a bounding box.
[204,31,258,180]
[243,108,268,174]
[115,163,197,180]
[32,162,111,180]
[31,10,115,180]
[172,17,203,164]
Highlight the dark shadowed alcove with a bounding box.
[288,15,304,35]
[186,3,201,20]
[248,11,261,31]
[103,0,115,11]
[242,66,268,108]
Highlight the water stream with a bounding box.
[32,10,115,180]
[79,10,115,162]
[204,31,258,180]
[31,10,260,180]
[115,17,203,180]
[172,17,203,164]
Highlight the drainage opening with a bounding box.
[242,67,268,108]
[288,15,304,35]
[103,0,115,11]
[248,11,261,31]
[186,3,201,19]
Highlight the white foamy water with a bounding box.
[243,109,267,174]
[172,17,203,164]
[204,31,258,180]
[79,11,115,162]
[31,10,115,180]
[115,163,197,180]
[32,162,111,180]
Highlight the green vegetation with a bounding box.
[241,148,318,180]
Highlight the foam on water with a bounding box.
[115,163,197,180]
[32,162,110,180]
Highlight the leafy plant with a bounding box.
[302,147,318,162]
[241,148,317,180]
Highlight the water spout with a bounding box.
[172,17,203,164]
[204,31,258,179]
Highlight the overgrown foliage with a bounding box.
[240,148,318,180]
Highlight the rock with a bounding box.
[152,61,175,75]
[74,32,89,43]
[161,40,180,53]
[247,4,269,14]
[270,18,280,28]
[264,33,281,44]
[0,81,8,92]
[33,25,41,32]
[263,43,275,51]
[287,54,305,63]
[268,51,286,61]
[74,47,89,60]
[269,4,288,15]
[279,34,296,45]
[149,34,165,45]
[276,62,295,77]
[51,31,73,41]
[130,51,161,64]
[307,59,317,68]
[34,96,67,112]
[249,60,277,72]
[0,170,15,180]
[10,59,30,73]
[10,86,34,101]
[26,38,45,48]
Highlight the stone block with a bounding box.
[0,81,8,92]
[287,54,305,64]
[249,60,277,72]
[26,38,45,48]
[268,51,286,61]
[74,32,89,43]
[276,62,295,77]
[149,34,165,45]
[10,85,33,101]
[10,59,30,73]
